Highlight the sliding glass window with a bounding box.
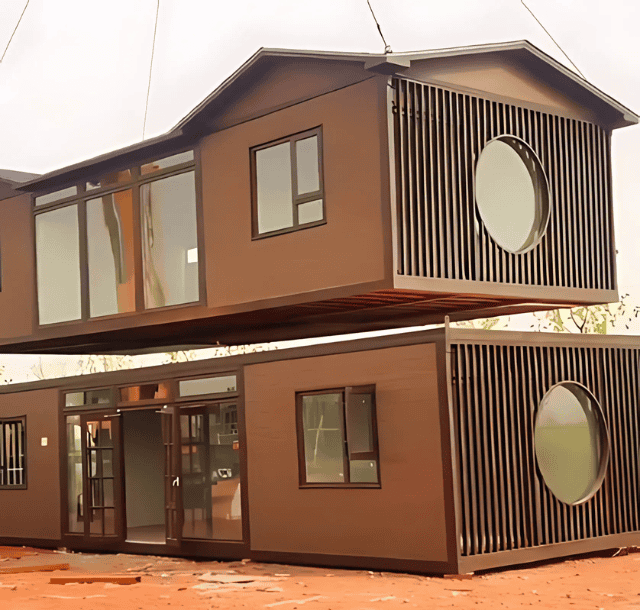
[33,150,199,325]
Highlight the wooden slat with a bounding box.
[0,563,70,575]
[50,575,141,585]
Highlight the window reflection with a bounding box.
[256,143,294,234]
[66,416,83,533]
[87,190,136,317]
[86,169,132,191]
[141,172,199,308]
[180,403,242,541]
[141,151,194,175]
[36,205,81,324]
[535,382,609,504]
[302,393,345,483]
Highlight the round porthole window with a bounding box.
[534,382,609,505]
[475,135,550,254]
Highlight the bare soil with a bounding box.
[1,546,639,609]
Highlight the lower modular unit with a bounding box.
[1,328,639,574]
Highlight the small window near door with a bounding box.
[178,375,237,397]
[0,417,26,489]
[251,127,325,238]
[296,385,379,487]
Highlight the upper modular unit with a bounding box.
[0,40,637,354]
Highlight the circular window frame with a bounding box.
[474,135,551,255]
[533,381,610,506]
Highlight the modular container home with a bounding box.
[0,326,639,574]
[0,40,637,354]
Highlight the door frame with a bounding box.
[59,368,250,558]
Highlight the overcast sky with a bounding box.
[0,0,638,378]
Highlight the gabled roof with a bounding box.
[19,39,638,193]
[0,169,40,201]
[173,39,638,134]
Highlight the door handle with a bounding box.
[172,477,180,487]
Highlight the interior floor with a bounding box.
[126,523,166,544]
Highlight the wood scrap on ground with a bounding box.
[49,574,141,585]
[0,563,70,575]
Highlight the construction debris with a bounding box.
[265,596,327,607]
[198,573,283,584]
[49,575,141,585]
[0,563,69,575]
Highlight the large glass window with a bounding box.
[35,205,81,324]
[0,417,26,489]
[534,382,609,505]
[87,190,136,318]
[252,127,325,237]
[296,385,379,486]
[475,135,549,253]
[33,150,199,325]
[141,172,199,309]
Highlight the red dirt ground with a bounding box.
[0,547,639,609]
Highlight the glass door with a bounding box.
[64,412,124,544]
[179,401,243,541]
[161,406,182,546]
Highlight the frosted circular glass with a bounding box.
[534,382,609,505]
[475,137,549,253]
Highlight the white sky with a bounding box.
[0,0,638,379]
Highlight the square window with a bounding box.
[0,417,26,489]
[296,385,379,487]
[252,127,325,237]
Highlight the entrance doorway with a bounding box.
[64,398,245,551]
[122,409,165,544]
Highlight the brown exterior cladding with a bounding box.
[1,327,639,573]
[0,387,60,540]
[202,76,389,309]
[392,77,615,291]
[243,343,448,562]
[0,45,634,354]
[0,193,35,340]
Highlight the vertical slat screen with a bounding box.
[451,343,640,556]
[393,78,614,290]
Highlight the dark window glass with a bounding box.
[65,389,112,408]
[36,205,81,324]
[297,386,379,486]
[86,169,132,192]
[87,190,136,317]
[535,382,609,505]
[253,128,324,237]
[0,417,26,488]
[141,171,199,309]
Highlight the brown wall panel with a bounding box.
[0,388,60,540]
[404,54,598,122]
[201,77,388,308]
[244,343,448,562]
[0,194,35,339]
[207,57,372,132]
